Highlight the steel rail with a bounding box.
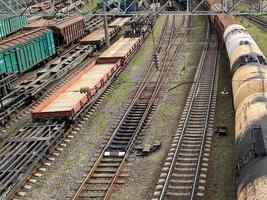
[71,16,172,200]
[158,22,218,200]
[190,27,218,200]
[104,15,189,200]
[71,15,189,200]
[243,14,267,31]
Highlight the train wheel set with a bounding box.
[0,0,267,199]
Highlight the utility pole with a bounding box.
[259,0,263,12]
[103,0,110,47]
[151,22,160,70]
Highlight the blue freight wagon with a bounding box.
[0,28,56,74]
[0,15,28,38]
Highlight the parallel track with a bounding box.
[153,25,219,200]
[243,15,267,31]
[71,15,190,200]
[0,18,154,199]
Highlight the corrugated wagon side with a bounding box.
[0,15,28,38]
[0,28,56,74]
[48,16,85,46]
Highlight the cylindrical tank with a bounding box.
[223,24,246,40]
[229,42,265,72]
[235,93,267,200]
[232,63,267,110]
[225,30,256,56]
[223,24,265,72]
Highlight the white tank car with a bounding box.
[207,0,267,199]
[224,24,266,72]
[232,63,267,110]
[235,93,267,200]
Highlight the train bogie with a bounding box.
[0,28,56,74]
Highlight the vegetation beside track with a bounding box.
[239,17,267,55]
[81,0,98,13]
[207,49,236,200]
[110,15,207,200]
[25,17,166,200]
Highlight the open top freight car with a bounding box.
[47,16,85,46]
[0,15,28,38]
[31,35,142,121]
[0,28,56,74]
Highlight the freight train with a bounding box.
[205,0,267,199]
[0,17,134,125]
[0,16,85,74]
[0,15,27,39]
[0,16,155,198]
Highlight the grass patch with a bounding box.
[239,17,267,56]
[209,50,236,200]
[81,0,98,13]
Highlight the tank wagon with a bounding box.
[0,28,56,74]
[0,15,28,39]
[206,0,267,199]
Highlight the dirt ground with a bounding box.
[23,17,167,200]
[206,48,236,200]
[110,15,207,200]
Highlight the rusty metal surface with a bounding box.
[26,18,55,29]
[80,27,118,43]
[54,16,85,29]
[39,63,116,113]
[99,37,140,58]
[0,28,49,50]
[108,17,131,28]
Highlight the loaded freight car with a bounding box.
[80,17,131,46]
[80,27,120,46]
[32,35,143,121]
[47,16,85,46]
[31,60,122,120]
[0,28,56,74]
[99,36,141,62]
[0,15,27,38]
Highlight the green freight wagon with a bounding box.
[0,15,28,38]
[0,28,56,74]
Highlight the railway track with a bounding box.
[71,15,190,200]
[0,45,95,134]
[243,15,267,31]
[152,25,219,200]
[0,17,154,199]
